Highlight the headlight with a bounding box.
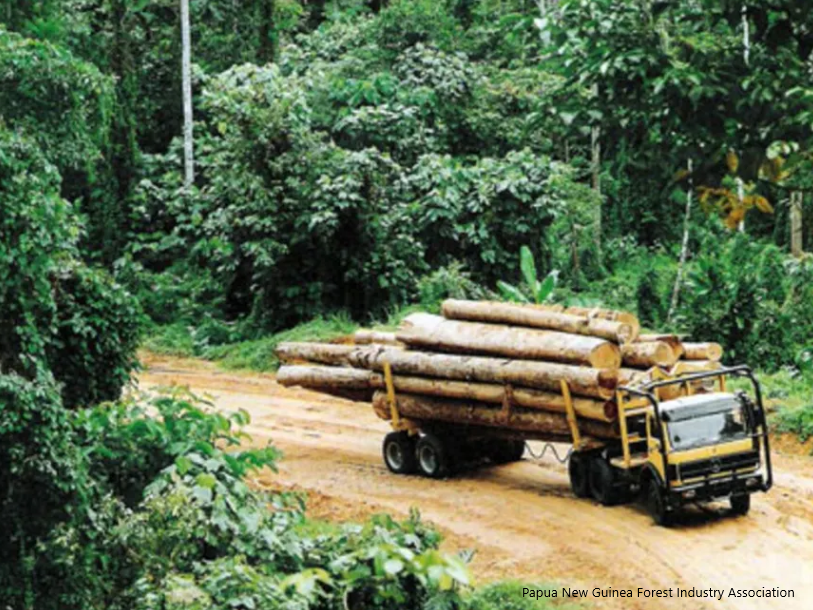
[682,490,696,499]
[746,477,759,487]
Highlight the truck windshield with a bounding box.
[667,403,749,451]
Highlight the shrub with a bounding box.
[0,372,89,605]
[49,263,144,408]
[774,404,813,443]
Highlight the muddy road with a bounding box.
[139,355,813,610]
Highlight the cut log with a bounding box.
[348,346,618,399]
[397,313,621,368]
[354,330,403,346]
[543,305,641,339]
[621,342,677,368]
[618,367,653,386]
[372,392,618,440]
[670,360,722,375]
[682,342,723,361]
[277,365,378,390]
[441,299,636,344]
[276,343,618,399]
[637,334,685,359]
[276,342,355,366]
[383,375,616,422]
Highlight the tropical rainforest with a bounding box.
[2,0,813,608]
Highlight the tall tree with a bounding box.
[181,0,194,188]
[258,0,277,63]
[790,192,804,257]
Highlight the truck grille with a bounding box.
[678,451,760,480]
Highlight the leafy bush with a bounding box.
[774,405,813,443]
[418,262,488,311]
[0,128,79,376]
[0,29,113,173]
[49,263,143,408]
[30,391,471,610]
[0,372,89,604]
[675,235,796,369]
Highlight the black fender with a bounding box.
[639,463,666,493]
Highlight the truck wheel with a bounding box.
[647,484,672,527]
[730,494,751,516]
[589,458,619,506]
[383,432,418,475]
[569,453,590,498]
[416,434,453,479]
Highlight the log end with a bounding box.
[590,342,622,369]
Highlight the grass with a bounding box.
[141,303,431,373]
[205,315,358,372]
[144,314,359,372]
[727,368,813,447]
[463,581,584,610]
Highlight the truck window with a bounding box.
[667,404,748,451]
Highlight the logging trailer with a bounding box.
[379,364,773,525]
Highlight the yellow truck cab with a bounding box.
[568,366,773,525]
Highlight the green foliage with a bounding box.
[0,128,79,376]
[19,390,471,610]
[675,235,798,369]
[0,29,113,172]
[498,246,558,304]
[418,262,488,311]
[186,314,356,372]
[49,263,143,408]
[0,372,88,604]
[774,404,813,443]
[464,581,568,610]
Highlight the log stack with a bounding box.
[275,300,725,443]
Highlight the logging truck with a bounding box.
[379,365,773,526]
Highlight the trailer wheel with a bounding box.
[589,458,619,506]
[416,434,453,478]
[383,432,418,475]
[568,453,590,498]
[646,484,672,527]
[730,494,751,516]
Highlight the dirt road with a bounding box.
[139,355,813,610]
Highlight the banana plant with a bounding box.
[497,245,558,304]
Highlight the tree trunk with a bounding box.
[372,392,618,440]
[346,345,618,399]
[276,342,619,399]
[441,299,635,343]
[621,342,677,368]
[258,0,277,64]
[180,0,194,188]
[539,305,641,339]
[354,330,402,346]
[307,0,326,29]
[682,342,723,361]
[791,191,804,257]
[276,342,356,366]
[668,159,693,322]
[277,365,617,422]
[397,313,621,368]
[636,334,685,359]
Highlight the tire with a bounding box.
[730,494,751,516]
[569,453,590,498]
[416,434,454,479]
[646,483,672,527]
[382,432,418,475]
[589,457,619,506]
